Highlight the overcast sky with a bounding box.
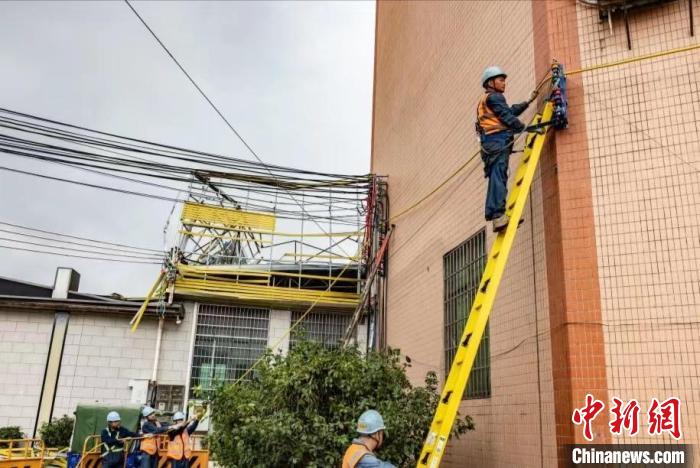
[0,1,375,296]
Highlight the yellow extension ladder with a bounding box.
[416,100,556,468]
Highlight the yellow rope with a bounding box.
[388,41,700,222]
[567,41,700,76]
[388,151,480,222]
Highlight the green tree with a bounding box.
[39,415,74,448]
[209,342,474,467]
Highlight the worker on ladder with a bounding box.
[101,411,139,468]
[166,411,199,468]
[342,410,396,468]
[140,406,170,468]
[476,66,538,232]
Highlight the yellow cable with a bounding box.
[388,41,700,223]
[567,41,700,76]
[388,151,480,222]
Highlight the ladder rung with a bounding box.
[462,332,472,347]
[480,279,490,293]
[441,390,453,404]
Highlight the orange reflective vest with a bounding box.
[476,92,508,135]
[167,431,192,460]
[140,435,159,455]
[342,443,371,468]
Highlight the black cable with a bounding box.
[0,244,161,265]
[121,2,366,257]
[0,228,164,256]
[0,108,366,179]
[0,237,162,260]
[0,221,162,252]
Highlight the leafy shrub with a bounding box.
[39,415,74,448]
[210,342,474,467]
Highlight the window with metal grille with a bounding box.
[289,311,351,350]
[190,304,269,395]
[443,229,490,399]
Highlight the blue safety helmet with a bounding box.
[357,410,386,435]
[107,411,121,422]
[142,406,156,418]
[481,66,507,88]
[173,411,186,422]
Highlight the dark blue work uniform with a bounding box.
[477,92,529,220]
[100,426,138,468]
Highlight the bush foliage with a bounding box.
[209,342,474,467]
[39,415,74,448]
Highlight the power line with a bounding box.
[123,0,269,171]
[0,221,162,252]
[122,1,362,257]
[0,227,164,256]
[0,237,162,260]
[0,244,161,265]
[0,108,365,180]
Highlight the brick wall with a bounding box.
[372,1,556,465]
[0,311,53,436]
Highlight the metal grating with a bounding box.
[289,311,351,350]
[190,304,269,395]
[443,229,490,399]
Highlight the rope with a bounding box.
[388,41,700,222]
[567,41,700,76]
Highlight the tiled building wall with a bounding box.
[372,1,556,465]
[53,311,192,418]
[0,311,53,436]
[576,0,700,450]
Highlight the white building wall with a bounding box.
[0,311,53,436]
[52,308,192,419]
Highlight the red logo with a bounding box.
[648,397,682,439]
[572,394,605,441]
[609,397,640,436]
[573,396,683,440]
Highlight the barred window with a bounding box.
[289,311,351,350]
[443,229,490,399]
[190,304,269,395]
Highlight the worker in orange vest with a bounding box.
[140,406,171,468]
[476,66,538,232]
[166,411,199,468]
[342,410,396,468]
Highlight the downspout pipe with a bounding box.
[151,316,164,382]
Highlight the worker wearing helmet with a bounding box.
[166,411,199,468]
[140,406,171,468]
[342,410,396,468]
[101,411,139,468]
[476,66,538,232]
